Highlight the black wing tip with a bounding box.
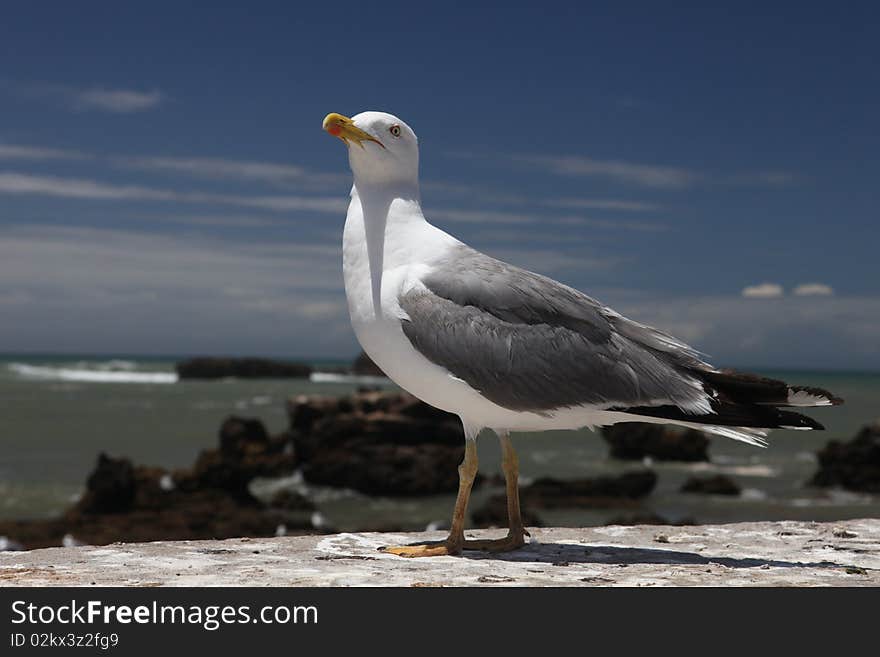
[789,385,845,407]
[785,413,825,431]
[619,403,827,431]
[700,369,844,408]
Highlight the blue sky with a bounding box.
[1,1,877,368]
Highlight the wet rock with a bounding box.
[78,453,137,514]
[680,474,741,496]
[0,464,316,551]
[269,490,316,512]
[177,416,296,502]
[809,421,880,493]
[606,512,674,526]
[219,416,270,456]
[176,357,312,380]
[352,351,386,377]
[0,414,308,550]
[287,395,346,433]
[303,441,475,496]
[287,391,472,496]
[0,536,25,551]
[517,471,657,509]
[470,496,543,528]
[602,423,709,462]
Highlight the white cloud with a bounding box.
[73,88,164,113]
[793,283,834,297]
[741,283,784,298]
[481,247,621,273]
[0,223,875,366]
[516,154,700,188]
[117,155,346,189]
[152,214,289,228]
[0,171,347,213]
[612,293,880,369]
[0,172,176,201]
[554,215,667,232]
[455,150,800,191]
[3,81,165,113]
[543,198,660,212]
[0,225,353,355]
[295,301,348,319]
[725,171,801,187]
[430,208,535,224]
[0,144,87,161]
[429,208,665,231]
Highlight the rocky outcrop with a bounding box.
[351,351,386,377]
[470,496,543,528]
[471,471,657,526]
[602,423,709,462]
[605,512,695,526]
[176,357,312,380]
[287,392,478,496]
[0,417,310,550]
[680,474,741,496]
[519,471,657,508]
[810,421,880,493]
[174,416,296,502]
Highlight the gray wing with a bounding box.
[398,244,712,414]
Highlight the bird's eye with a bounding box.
[389,124,401,138]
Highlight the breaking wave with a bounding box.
[8,362,178,384]
[309,372,389,386]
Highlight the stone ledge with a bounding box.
[1,520,878,587]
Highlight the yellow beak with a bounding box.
[322,113,385,149]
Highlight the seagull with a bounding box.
[322,110,842,557]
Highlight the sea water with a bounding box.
[1,354,878,530]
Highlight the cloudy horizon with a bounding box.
[1,3,877,369]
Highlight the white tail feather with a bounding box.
[678,422,769,448]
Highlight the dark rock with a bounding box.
[269,489,316,512]
[519,471,657,509]
[287,391,470,496]
[471,471,657,525]
[303,441,477,496]
[470,496,543,528]
[287,395,344,433]
[176,357,312,380]
[680,474,741,496]
[351,351,386,377]
[78,453,136,514]
[602,423,709,462]
[177,416,296,501]
[605,512,695,526]
[809,421,880,493]
[219,416,270,457]
[0,450,315,550]
[0,536,25,551]
[396,396,459,422]
[606,512,672,526]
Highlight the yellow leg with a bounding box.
[380,439,478,557]
[464,432,529,553]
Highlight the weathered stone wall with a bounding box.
[2,520,877,587]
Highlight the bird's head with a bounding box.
[323,111,419,186]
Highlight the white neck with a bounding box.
[345,177,425,318]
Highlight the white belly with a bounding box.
[341,189,615,432]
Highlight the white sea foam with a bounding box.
[8,363,178,384]
[309,372,389,385]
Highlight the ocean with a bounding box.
[1,355,878,531]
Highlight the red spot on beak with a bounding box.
[327,124,342,136]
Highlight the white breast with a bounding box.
[341,189,620,432]
[342,192,506,423]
